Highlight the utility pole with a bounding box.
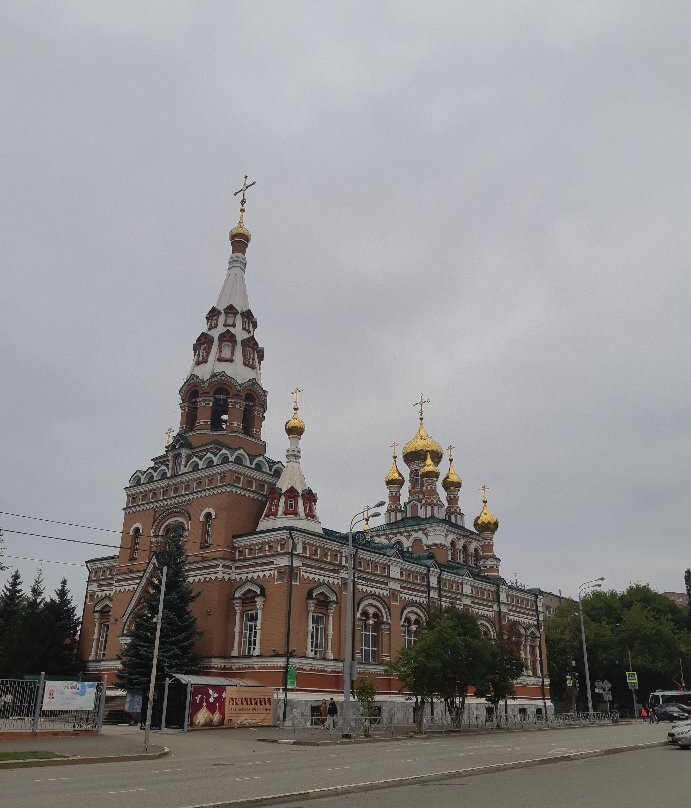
[144,565,167,752]
[627,644,639,720]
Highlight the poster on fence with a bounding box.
[42,681,98,711]
[188,685,272,729]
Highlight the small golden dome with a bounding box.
[229,221,252,245]
[474,493,499,535]
[285,386,305,437]
[402,422,443,465]
[442,456,462,491]
[285,411,305,438]
[385,459,405,487]
[420,452,440,479]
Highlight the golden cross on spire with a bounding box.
[291,386,303,413]
[413,393,430,421]
[164,426,174,449]
[233,174,256,225]
[391,441,399,458]
[480,484,490,503]
[447,445,455,462]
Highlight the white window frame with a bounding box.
[361,618,379,664]
[310,613,325,658]
[241,611,259,655]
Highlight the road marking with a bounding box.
[107,787,147,794]
[34,778,69,782]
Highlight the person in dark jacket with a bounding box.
[326,698,338,730]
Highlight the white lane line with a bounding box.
[33,778,69,782]
[107,787,147,794]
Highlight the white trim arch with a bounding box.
[477,617,497,639]
[356,595,391,623]
[128,523,144,536]
[231,581,265,658]
[199,508,216,521]
[400,604,426,625]
[233,581,264,600]
[155,467,168,480]
[232,449,250,466]
[202,455,215,468]
[129,473,142,486]
[217,453,231,465]
[253,457,269,473]
[143,472,155,483]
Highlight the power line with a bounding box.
[0,529,119,549]
[2,553,86,568]
[0,510,120,533]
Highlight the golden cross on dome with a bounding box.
[291,386,303,412]
[164,426,174,449]
[480,483,490,503]
[233,174,256,224]
[413,394,430,421]
[447,444,455,461]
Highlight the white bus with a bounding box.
[648,690,691,710]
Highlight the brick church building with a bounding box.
[78,188,551,719]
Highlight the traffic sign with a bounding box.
[626,671,638,685]
[287,666,297,689]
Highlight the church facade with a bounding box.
[78,191,551,720]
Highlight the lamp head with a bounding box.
[374,500,386,508]
[370,511,382,519]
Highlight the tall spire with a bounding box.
[257,389,322,532]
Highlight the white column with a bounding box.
[326,603,335,660]
[232,598,242,656]
[89,612,101,660]
[306,600,315,658]
[254,596,265,656]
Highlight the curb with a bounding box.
[181,740,666,808]
[0,746,170,770]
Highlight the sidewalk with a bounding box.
[0,726,167,768]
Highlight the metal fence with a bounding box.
[421,710,618,735]
[0,677,105,733]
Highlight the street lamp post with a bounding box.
[578,577,604,716]
[342,502,385,737]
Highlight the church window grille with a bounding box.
[361,617,379,664]
[310,613,325,658]
[96,611,110,660]
[241,611,258,655]
[130,528,141,560]
[202,514,212,547]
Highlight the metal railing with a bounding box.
[0,677,104,733]
[421,710,618,735]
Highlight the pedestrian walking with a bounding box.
[640,706,647,720]
[326,697,338,731]
[648,706,656,724]
[319,699,328,727]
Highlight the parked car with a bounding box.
[667,719,691,743]
[675,726,691,748]
[655,704,690,722]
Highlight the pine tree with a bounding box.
[118,528,201,692]
[43,578,81,675]
[1,571,50,677]
[0,569,24,677]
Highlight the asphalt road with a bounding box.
[281,745,691,808]
[1,723,674,808]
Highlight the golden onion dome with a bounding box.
[385,455,405,488]
[229,221,252,245]
[473,493,499,535]
[420,452,440,479]
[402,421,443,466]
[442,456,462,491]
[285,411,305,438]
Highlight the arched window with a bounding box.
[201,513,212,547]
[163,520,185,543]
[241,611,258,655]
[210,388,230,431]
[401,611,423,648]
[242,393,255,436]
[173,454,182,475]
[461,544,469,565]
[449,540,457,563]
[411,470,420,489]
[96,608,111,660]
[473,546,481,566]
[185,390,199,431]
[361,615,379,663]
[130,527,141,560]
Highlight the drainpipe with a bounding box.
[282,529,295,723]
[534,591,548,717]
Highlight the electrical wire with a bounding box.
[0,529,119,549]
[0,510,120,533]
[2,553,86,568]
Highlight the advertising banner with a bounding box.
[188,685,273,729]
[42,681,99,712]
[225,687,273,726]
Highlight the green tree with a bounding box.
[481,621,525,719]
[5,571,53,677]
[118,528,201,692]
[43,579,81,675]
[0,569,24,677]
[388,606,492,727]
[353,672,377,736]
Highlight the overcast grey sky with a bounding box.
[1,2,689,608]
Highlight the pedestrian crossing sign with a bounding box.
[626,671,638,684]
